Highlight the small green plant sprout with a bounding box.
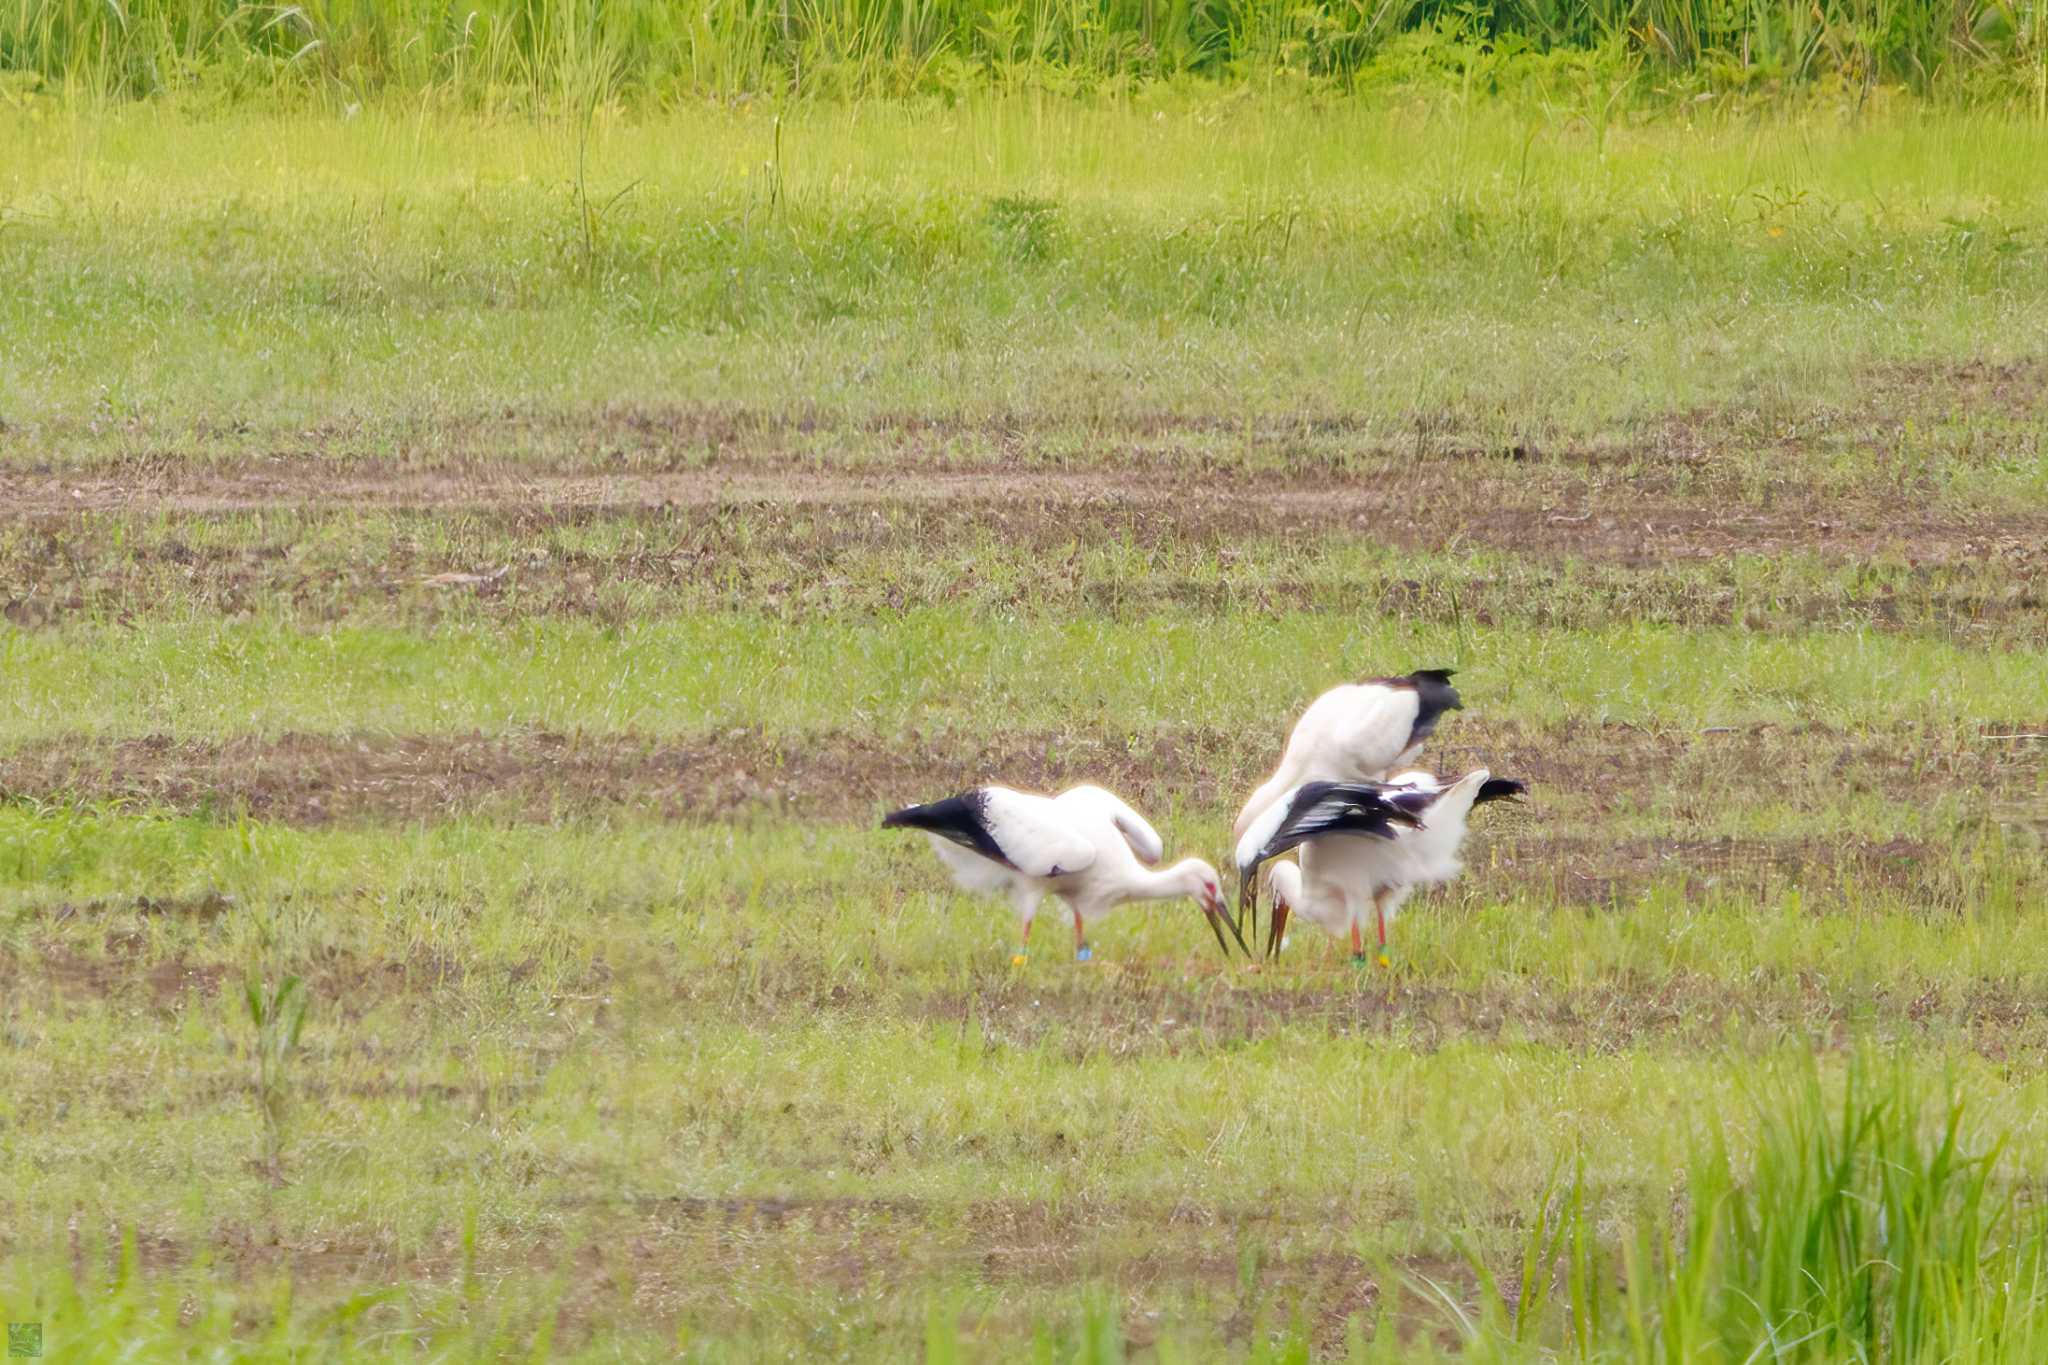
[245,972,309,1175]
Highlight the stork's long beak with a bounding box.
[1233,873,1258,947]
[1204,886,1248,957]
[1200,900,1232,956]
[1235,870,1258,941]
[1266,897,1290,960]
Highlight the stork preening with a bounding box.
[881,784,1242,961]
[1241,769,1526,965]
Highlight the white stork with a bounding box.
[1231,669,1465,845]
[882,784,1240,961]
[1238,769,1525,966]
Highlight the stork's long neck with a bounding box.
[1123,859,1203,902]
[1233,759,1304,841]
[1410,777,1484,861]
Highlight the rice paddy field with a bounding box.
[3,31,2048,1361]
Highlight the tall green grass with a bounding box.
[3,0,2043,102]
[1442,1053,2048,1362]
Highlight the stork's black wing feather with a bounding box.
[880,789,1013,869]
[1233,780,1424,929]
[1389,787,1441,820]
[1253,781,1424,865]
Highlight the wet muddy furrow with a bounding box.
[2,722,2039,827]
[6,459,2045,635]
[6,465,2042,564]
[5,496,2043,628]
[21,937,2048,1056]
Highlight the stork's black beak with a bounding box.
[1201,906,1233,956]
[1205,886,1248,957]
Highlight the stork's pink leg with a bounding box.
[1374,890,1391,968]
[1073,909,1091,962]
[1013,914,1034,966]
[1349,917,1365,965]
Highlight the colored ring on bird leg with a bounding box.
[1011,953,1028,967]
[1376,953,1391,969]
[1075,946,1092,962]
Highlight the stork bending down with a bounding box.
[1234,779,1421,962]
[1243,769,1525,965]
[882,784,1241,961]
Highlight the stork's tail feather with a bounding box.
[1475,777,1527,805]
[879,790,1026,871]
[880,792,976,831]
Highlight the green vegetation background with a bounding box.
[3,0,2044,107]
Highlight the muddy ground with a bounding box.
[7,392,2044,633]
[4,719,2036,823]
[7,457,2044,559]
[6,484,2043,631]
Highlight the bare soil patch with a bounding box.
[1864,357,2048,407]
[6,485,2043,630]
[6,463,2040,565]
[9,370,2041,478]
[2,720,2037,832]
[11,392,2044,631]
[25,932,2048,1071]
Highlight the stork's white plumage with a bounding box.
[1231,669,1465,844]
[882,784,1238,961]
[1232,779,1423,960]
[1251,769,1525,965]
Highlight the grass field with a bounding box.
[2,86,2047,1360]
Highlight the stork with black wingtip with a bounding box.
[1229,668,1465,942]
[1232,669,1465,843]
[882,783,1244,961]
[1250,769,1526,966]
[1233,779,1424,965]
